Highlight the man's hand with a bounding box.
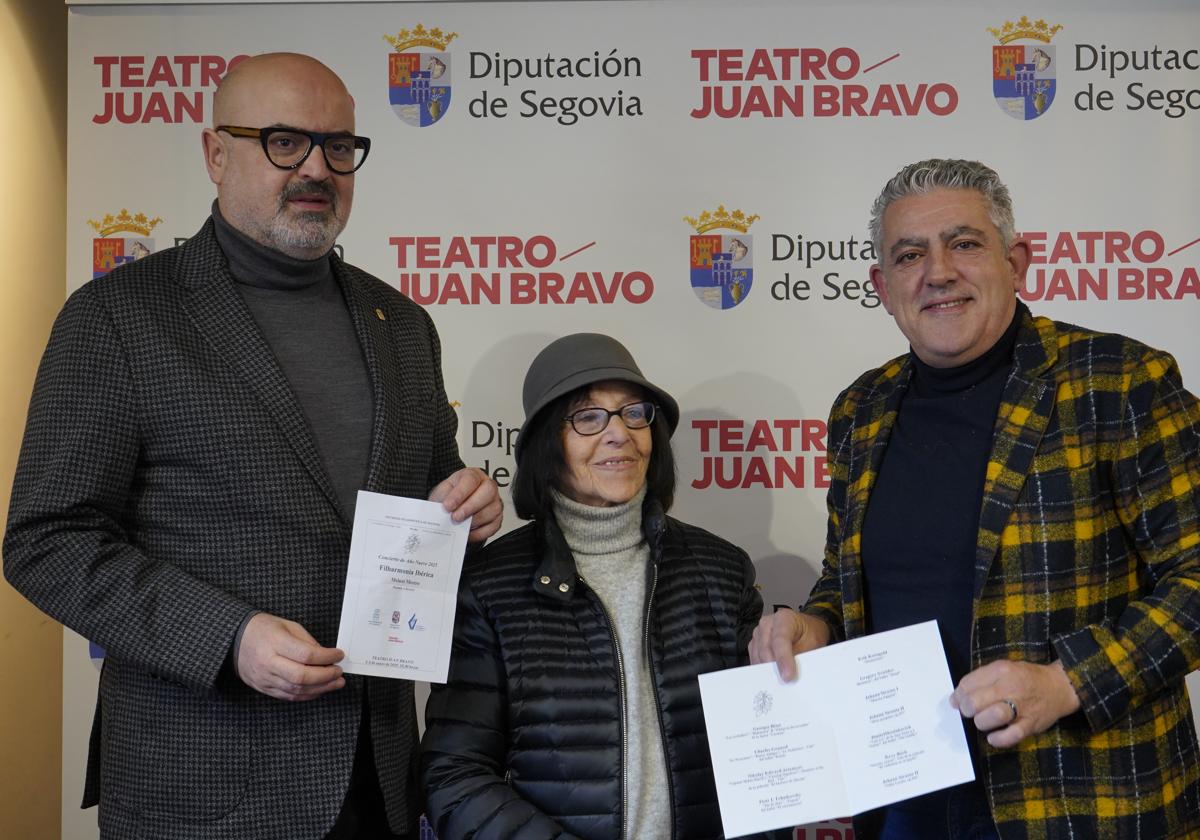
[749,608,832,681]
[235,613,346,702]
[429,467,503,543]
[950,659,1082,748]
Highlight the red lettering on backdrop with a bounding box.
[92,54,248,124]
[389,236,654,305]
[695,419,827,453]
[691,48,859,82]
[692,419,830,490]
[691,48,956,119]
[1020,231,1167,265]
[389,236,559,270]
[1017,230,1195,302]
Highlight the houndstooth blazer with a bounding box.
[805,303,1200,839]
[4,218,465,839]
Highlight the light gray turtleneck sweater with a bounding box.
[551,487,671,840]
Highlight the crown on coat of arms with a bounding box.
[987,16,1063,44]
[684,206,760,235]
[384,24,458,52]
[87,209,163,237]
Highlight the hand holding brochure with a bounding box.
[698,620,973,837]
[335,490,470,683]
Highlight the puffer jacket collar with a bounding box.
[532,497,667,602]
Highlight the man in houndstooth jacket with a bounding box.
[4,53,501,840]
[751,159,1200,839]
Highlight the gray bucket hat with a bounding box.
[517,333,680,464]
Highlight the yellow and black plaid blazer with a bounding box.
[805,304,1200,839]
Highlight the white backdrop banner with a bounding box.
[64,1,1200,838]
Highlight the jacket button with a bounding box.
[558,583,570,593]
[539,575,551,585]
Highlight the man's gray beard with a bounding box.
[260,179,345,257]
[266,209,342,255]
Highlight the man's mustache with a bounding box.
[278,179,337,211]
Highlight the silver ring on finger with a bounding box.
[1003,699,1018,722]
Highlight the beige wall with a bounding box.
[1,0,68,838]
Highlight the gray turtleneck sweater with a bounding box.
[211,202,373,522]
[552,487,671,840]
[213,205,387,828]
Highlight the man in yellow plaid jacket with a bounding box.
[751,159,1200,839]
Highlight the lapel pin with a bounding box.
[375,308,386,321]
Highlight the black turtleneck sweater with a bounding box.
[860,308,1021,815]
[211,202,373,522]
[861,309,1020,681]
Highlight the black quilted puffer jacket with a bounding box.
[422,499,785,840]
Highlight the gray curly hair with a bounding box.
[869,159,1016,254]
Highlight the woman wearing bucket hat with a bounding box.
[422,333,785,840]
